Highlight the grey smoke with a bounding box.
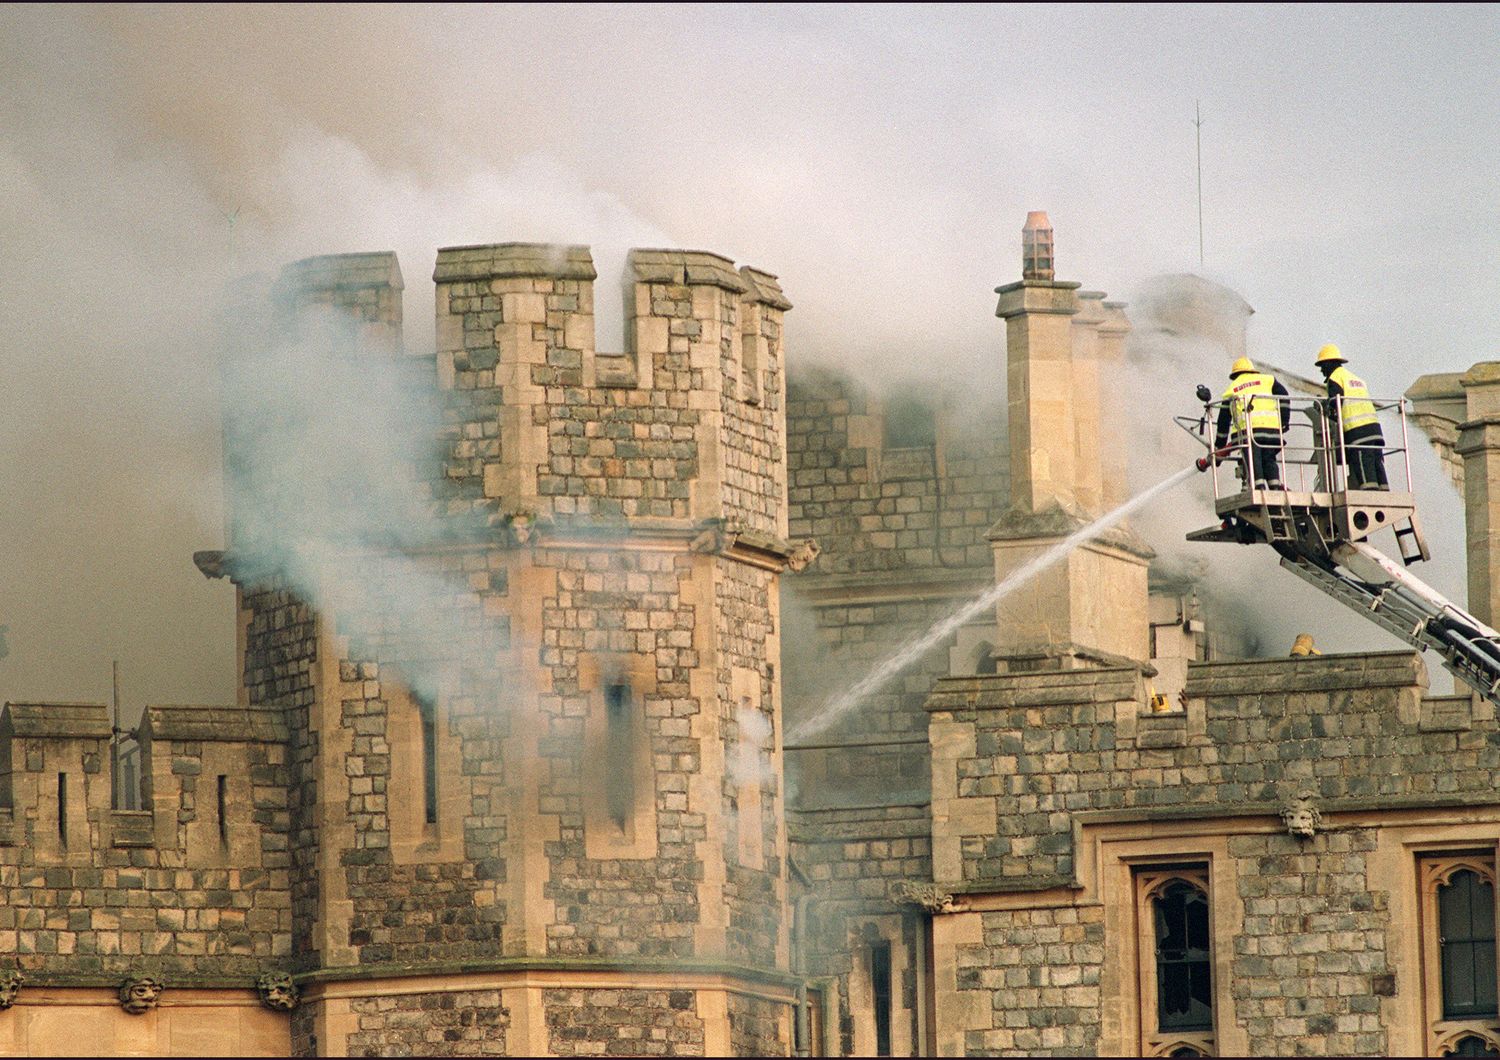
[4,5,1498,712]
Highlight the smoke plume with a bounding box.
[3,5,1496,714]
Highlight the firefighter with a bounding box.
[1214,357,1290,489]
[1315,344,1388,490]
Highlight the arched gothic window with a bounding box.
[1422,854,1500,1057]
[1137,867,1216,1057]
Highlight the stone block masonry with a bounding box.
[209,243,800,1056]
[921,651,1500,1056]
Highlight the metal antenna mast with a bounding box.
[1194,101,1205,267]
[111,659,121,809]
[223,206,242,274]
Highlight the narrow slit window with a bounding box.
[605,684,632,832]
[217,774,229,849]
[883,396,936,449]
[0,734,11,810]
[417,693,438,826]
[56,772,67,846]
[1440,869,1499,1019]
[871,940,893,1057]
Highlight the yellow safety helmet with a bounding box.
[1315,343,1345,367]
[1229,356,1255,377]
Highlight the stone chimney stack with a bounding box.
[1097,301,1133,510]
[986,215,1151,664]
[996,212,1083,517]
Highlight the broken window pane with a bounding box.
[1154,881,1213,1031]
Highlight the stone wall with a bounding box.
[958,905,1105,1055]
[221,244,798,1053]
[238,579,325,973]
[788,803,932,1056]
[923,651,1499,1057]
[785,369,1007,577]
[344,988,510,1057]
[727,991,788,1056]
[781,366,1008,1058]
[543,988,703,1056]
[1227,828,1388,1056]
[926,652,1433,888]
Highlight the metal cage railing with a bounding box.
[1195,395,1415,503]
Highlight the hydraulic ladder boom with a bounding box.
[1277,539,1500,706]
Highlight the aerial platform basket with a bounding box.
[1179,392,1429,565]
[1177,389,1500,706]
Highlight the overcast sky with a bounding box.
[2,4,1497,712]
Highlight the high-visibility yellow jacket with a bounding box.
[1326,365,1379,432]
[1221,372,1282,436]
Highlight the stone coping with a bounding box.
[12,973,271,990]
[433,242,596,282]
[946,873,1077,896]
[296,956,802,990]
[1406,371,1465,403]
[783,734,927,752]
[926,665,1143,710]
[140,704,289,744]
[0,702,112,739]
[279,251,403,292]
[628,248,747,294]
[993,279,1083,295]
[786,566,990,597]
[1182,649,1423,695]
[14,957,803,993]
[198,518,796,585]
[985,504,1156,560]
[738,266,793,310]
[927,650,1427,711]
[1069,790,1500,826]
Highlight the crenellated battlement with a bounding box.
[421,242,792,534]
[0,701,289,866]
[274,251,404,355]
[0,701,293,986]
[143,239,799,1052]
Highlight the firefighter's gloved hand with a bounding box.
[1196,456,1211,472]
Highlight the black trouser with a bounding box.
[1343,423,1388,488]
[1226,430,1283,487]
[1249,429,1283,486]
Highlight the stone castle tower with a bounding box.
[252,244,801,1054]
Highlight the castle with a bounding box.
[2,222,1500,1057]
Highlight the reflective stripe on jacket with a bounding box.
[1221,372,1281,435]
[1328,365,1379,432]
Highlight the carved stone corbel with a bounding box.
[786,538,822,572]
[256,970,299,1012]
[500,510,538,547]
[891,879,968,914]
[1280,790,1322,839]
[0,970,23,1010]
[119,975,164,1014]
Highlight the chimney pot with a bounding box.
[1022,211,1054,281]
